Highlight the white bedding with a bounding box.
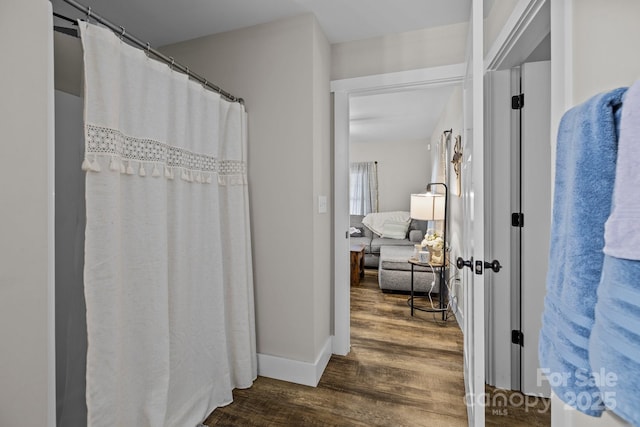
[362,211,411,236]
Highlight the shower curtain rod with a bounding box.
[60,0,244,104]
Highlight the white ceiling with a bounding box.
[350,86,457,143]
[52,0,470,143]
[52,0,471,46]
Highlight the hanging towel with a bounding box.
[539,87,626,416]
[590,257,640,426]
[589,79,640,427]
[604,80,640,261]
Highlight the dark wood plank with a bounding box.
[204,269,550,426]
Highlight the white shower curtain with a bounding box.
[80,22,256,427]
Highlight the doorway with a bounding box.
[481,0,552,404]
[485,58,552,398]
[331,64,466,355]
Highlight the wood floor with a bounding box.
[204,269,550,426]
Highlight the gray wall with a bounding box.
[0,1,56,425]
[162,14,333,366]
[571,0,640,104]
[350,140,431,213]
[428,87,463,311]
[331,22,467,81]
[548,1,640,426]
[54,90,87,427]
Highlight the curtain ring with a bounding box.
[119,26,126,39]
[86,6,92,22]
[169,57,175,69]
[203,79,208,88]
[145,42,151,55]
[186,67,189,76]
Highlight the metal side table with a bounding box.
[408,258,448,320]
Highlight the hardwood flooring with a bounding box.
[204,269,550,426]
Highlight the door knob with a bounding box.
[484,260,502,273]
[456,256,473,270]
[457,257,502,274]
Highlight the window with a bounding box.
[349,161,378,215]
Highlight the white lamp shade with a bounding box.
[410,193,445,220]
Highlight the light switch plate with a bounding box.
[318,195,327,213]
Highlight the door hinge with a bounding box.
[511,93,524,110]
[511,212,524,227]
[512,330,524,346]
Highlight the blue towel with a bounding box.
[590,79,640,427]
[539,87,626,416]
[590,256,640,426]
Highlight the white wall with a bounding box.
[161,14,332,383]
[571,0,640,105]
[0,1,56,426]
[428,87,463,312]
[350,140,431,212]
[331,23,468,81]
[484,0,519,55]
[310,17,332,363]
[552,0,640,142]
[430,87,463,173]
[549,0,640,425]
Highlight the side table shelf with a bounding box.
[407,258,448,320]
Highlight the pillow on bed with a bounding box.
[349,226,363,236]
[381,220,410,239]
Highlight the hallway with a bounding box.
[205,270,549,426]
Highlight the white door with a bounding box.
[460,2,487,425]
[484,68,516,391]
[333,91,351,356]
[484,61,552,397]
[520,60,551,397]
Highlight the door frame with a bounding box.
[484,0,550,73]
[331,63,466,355]
[482,0,551,393]
[330,0,553,413]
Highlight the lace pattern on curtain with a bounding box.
[82,123,247,185]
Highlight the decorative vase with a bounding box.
[428,247,443,265]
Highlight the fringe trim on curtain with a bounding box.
[82,123,247,186]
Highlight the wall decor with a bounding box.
[451,135,462,197]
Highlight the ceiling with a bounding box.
[52,0,471,46]
[350,86,457,144]
[52,0,471,143]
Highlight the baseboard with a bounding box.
[257,337,332,387]
[331,333,350,356]
[450,295,464,332]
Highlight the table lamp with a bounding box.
[410,182,448,265]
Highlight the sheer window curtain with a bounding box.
[350,161,379,215]
[80,22,256,427]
